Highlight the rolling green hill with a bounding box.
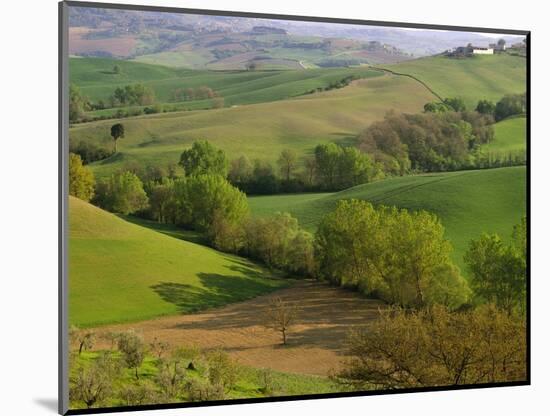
[70,57,383,109]
[69,196,289,327]
[70,54,526,179]
[382,54,526,108]
[248,167,526,271]
[70,73,435,178]
[485,116,526,152]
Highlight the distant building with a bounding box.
[472,46,494,55]
[446,45,494,57]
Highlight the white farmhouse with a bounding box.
[472,46,494,55]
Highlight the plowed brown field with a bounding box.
[94,280,386,376]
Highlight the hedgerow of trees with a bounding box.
[358,110,495,173]
[315,199,470,308]
[228,143,384,195]
[110,84,156,107]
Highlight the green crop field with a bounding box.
[70,73,434,178]
[69,196,290,327]
[485,116,527,152]
[382,54,526,108]
[248,166,526,271]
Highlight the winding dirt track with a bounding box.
[95,281,385,376]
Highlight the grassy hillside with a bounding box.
[384,54,526,108]
[70,57,383,109]
[248,167,527,270]
[69,196,289,327]
[485,116,526,152]
[71,73,434,178]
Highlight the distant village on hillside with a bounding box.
[446,38,526,57]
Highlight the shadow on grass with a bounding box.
[119,215,208,245]
[150,272,284,315]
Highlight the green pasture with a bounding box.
[69,196,290,327]
[248,166,527,271]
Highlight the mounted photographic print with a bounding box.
[59,1,530,414]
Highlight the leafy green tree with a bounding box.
[314,143,341,190]
[424,101,449,113]
[464,218,527,314]
[249,159,279,194]
[244,213,299,269]
[69,83,90,122]
[110,83,155,106]
[314,143,381,190]
[112,64,121,74]
[475,99,496,115]
[443,97,467,112]
[94,171,148,215]
[179,140,228,177]
[316,200,469,308]
[288,230,316,276]
[338,147,382,188]
[303,155,317,187]
[277,149,298,182]
[172,175,249,232]
[69,153,95,202]
[495,93,526,121]
[147,178,174,223]
[110,123,125,153]
[228,155,253,186]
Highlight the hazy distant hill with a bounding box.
[69,6,524,63]
[68,7,412,68]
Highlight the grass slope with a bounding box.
[248,167,526,271]
[71,74,434,178]
[69,196,289,327]
[484,116,526,152]
[384,54,526,108]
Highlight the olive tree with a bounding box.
[117,331,146,380]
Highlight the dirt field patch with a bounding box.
[94,280,386,376]
[69,27,137,57]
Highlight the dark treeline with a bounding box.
[229,143,384,195]
[69,80,223,124]
[359,93,526,174]
[359,110,495,173]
